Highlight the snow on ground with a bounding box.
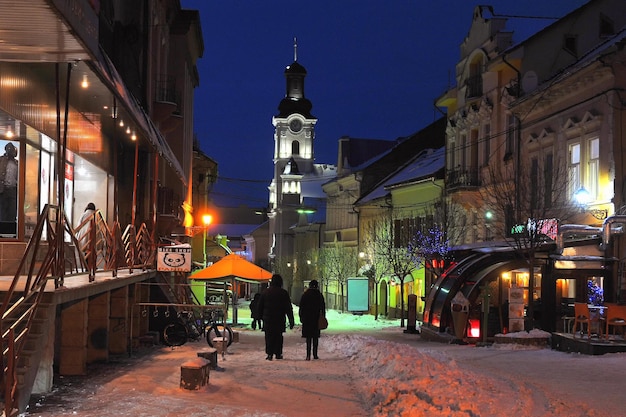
[23,307,626,417]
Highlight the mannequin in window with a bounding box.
[0,143,18,223]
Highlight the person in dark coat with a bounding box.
[249,293,262,330]
[298,279,326,360]
[258,274,294,360]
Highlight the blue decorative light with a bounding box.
[587,280,604,306]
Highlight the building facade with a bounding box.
[425,0,626,337]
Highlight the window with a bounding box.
[531,157,538,210]
[563,34,578,57]
[393,217,422,248]
[587,138,599,198]
[0,140,20,238]
[460,134,467,168]
[568,142,581,198]
[600,15,614,38]
[505,114,517,157]
[482,124,491,166]
[505,203,514,237]
[466,58,483,98]
[569,137,600,204]
[292,141,300,155]
[544,153,553,208]
[470,129,478,170]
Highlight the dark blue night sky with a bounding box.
[182,0,588,207]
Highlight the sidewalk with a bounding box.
[27,325,371,417]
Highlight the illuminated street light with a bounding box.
[573,187,607,220]
[202,214,213,266]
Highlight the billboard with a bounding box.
[347,278,369,312]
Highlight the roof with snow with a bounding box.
[356,147,445,205]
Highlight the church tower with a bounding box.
[268,38,318,271]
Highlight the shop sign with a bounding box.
[157,244,192,272]
[510,218,557,241]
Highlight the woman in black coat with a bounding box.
[258,274,294,360]
[298,280,326,360]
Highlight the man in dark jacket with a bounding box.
[258,274,294,360]
[249,293,262,330]
[298,280,326,360]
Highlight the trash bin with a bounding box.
[450,293,470,340]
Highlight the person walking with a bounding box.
[299,280,326,360]
[76,202,96,243]
[249,293,262,330]
[258,274,294,360]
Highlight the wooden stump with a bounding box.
[180,358,210,390]
[197,348,218,370]
[213,338,227,354]
[232,331,239,343]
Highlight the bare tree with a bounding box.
[481,151,575,329]
[360,219,392,320]
[366,213,415,327]
[318,245,358,312]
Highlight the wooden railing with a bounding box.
[0,204,157,416]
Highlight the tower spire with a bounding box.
[293,37,298,62]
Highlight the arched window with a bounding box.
[466,55,483,98]
[292,141,300,155]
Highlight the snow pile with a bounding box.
[495,329,552,338]
[323,334,603,417]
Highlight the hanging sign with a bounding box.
[157,244,192,272]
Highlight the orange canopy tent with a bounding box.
[190,253,272,283]
[189,254,272,324]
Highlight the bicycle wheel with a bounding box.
[206,324,234,347]
[163,321,188,346]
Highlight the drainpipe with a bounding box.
[555,224,603,254]
[601,215,626,249]
[502,55,522,221]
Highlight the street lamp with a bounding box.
[573,187,607,220]
[202,214,213,265]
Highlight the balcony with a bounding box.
[447,167,481,190]
[154,76,181,123]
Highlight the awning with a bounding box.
[190,254,273,284]
[0,0,187,185]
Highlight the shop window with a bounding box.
[0,140,19,238]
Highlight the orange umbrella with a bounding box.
[190,253,272,283]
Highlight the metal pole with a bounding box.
[131,140,138,226]
[482,284,490,343]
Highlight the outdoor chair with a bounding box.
[573,302,603,339]
[604,303,626,340]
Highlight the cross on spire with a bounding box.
[293,36,298,61]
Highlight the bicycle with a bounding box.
[204,308,234,348]
[162,309,234,348]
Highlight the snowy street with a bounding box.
[24,310,626,417]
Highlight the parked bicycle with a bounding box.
[162,308,234,348]
[204,308,234,348]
